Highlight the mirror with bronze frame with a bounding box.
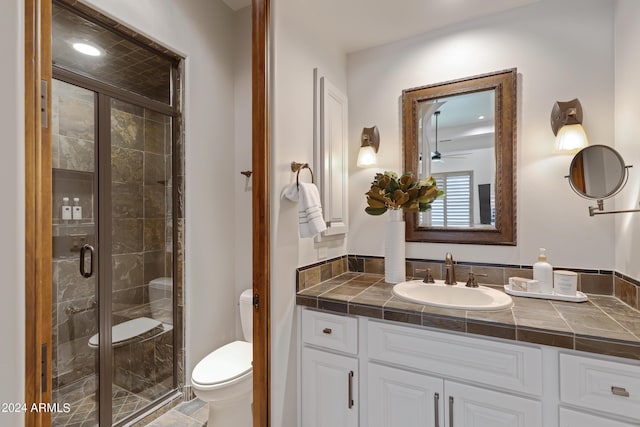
[402,69,517,245]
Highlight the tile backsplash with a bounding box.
[615,273,640,310]
[296,255,639,310]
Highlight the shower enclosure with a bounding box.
[50,3,183,425]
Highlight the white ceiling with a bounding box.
[222,0,540,52]
[282,0,540,53]
[420,91,496,152]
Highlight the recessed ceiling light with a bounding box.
[478,115,485,120]
[73,42,101,56]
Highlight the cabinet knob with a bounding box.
[611,386,630,397]
[322,328,332,334]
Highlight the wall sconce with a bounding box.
[357,126,380,167]
[551,98,589,153]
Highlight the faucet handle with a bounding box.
[465,272,488,288]
[416,268,435,284]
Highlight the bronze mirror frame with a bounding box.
[402,68,517,245]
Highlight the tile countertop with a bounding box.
[296,272,640,361]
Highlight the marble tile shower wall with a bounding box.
[52,79,98,390]
[296,255,639,309]
[51,80,175,395]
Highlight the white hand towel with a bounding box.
[282,182,327,238]
[299,183,327,237]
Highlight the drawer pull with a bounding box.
[449,396,454,427]
[434,393,440,427]
[348,371,354,408]
[322,328,332,334]
[611,386,630,397]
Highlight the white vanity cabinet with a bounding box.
[368,364,542,427]
[366,320,542,427]
[300,309,359,427]
[297,307,640,427]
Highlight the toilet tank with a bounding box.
[239,289,253,343]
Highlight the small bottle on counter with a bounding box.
[533,248,553,294]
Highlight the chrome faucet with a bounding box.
[444,252,456,285]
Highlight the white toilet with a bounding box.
[191,289,253,427]
[148,276,173,323]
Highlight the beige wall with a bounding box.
[233,6,254,340]
[0,0,25,425]
[347,0,616,269]
[614,0,640,280]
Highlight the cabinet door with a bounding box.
[368,363,444,427]
[445,381,542,427]
[301,347,358,427]
[559,408,637,427]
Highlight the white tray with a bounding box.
[503,284,588,303]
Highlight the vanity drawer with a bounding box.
[301,308,358,355]
[559,353,640,420]
[559,408,637,427]
[367,320,542,395]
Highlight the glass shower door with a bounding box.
[51,80,176,426]
[110,98,174,423]
[51,79,100,426]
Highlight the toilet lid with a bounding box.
[192,341,252,385]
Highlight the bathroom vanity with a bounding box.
[296,273,640,427]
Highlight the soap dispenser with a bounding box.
[533,248,553,294]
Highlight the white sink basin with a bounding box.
[392,280,513,311]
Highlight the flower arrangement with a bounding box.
[365,171,443,215]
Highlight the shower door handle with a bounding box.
[79,244,95,278]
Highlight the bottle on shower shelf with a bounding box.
[72,197,82,221]
[62,197,72,221]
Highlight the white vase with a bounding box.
[385,209,406,283]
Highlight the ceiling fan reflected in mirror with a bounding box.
[431,110,471,162]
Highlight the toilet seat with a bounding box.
[192,341,252,388]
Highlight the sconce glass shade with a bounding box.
[357,145,378,167]
[554,124,589,153]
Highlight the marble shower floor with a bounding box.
[52,383,151,427]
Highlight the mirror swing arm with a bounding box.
[566,165,640,216]
[588,198,640,216]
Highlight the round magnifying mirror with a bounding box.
[568,145,627,199]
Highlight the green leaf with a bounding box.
[365,207,387,216]
[385,178,399,194]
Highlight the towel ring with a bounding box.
[291,161,314,187]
